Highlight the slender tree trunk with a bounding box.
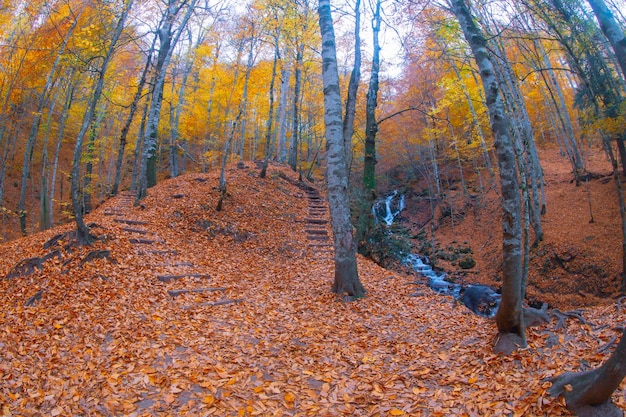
[137,0,197,202]
[487,24,544,244]
[18,8,81,235]
[49,74,75,227]
[83,108,105,214]
[342,0,361,174]
[428,135,441,196]
[240,40,256,161]
[362,0,381,193]
[289,42,304,171]
[318,0,364,298]
[355,0,381,254]
[202,44,220,171]
[131,100,150,191]
[587,0,626,81]
[217,110,243,211]
[449,59,493,175]
[40,83,62,231]
[71,0,133,244]
[170,29,204,178]
[450,0,525,354]
[111,34,156,196]
[259,34,280,179]
[539,42,585,182]
[276,66,290,163]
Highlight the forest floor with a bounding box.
[399,145,623,310]
[0,149,625,416]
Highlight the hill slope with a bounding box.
[399,146,622,310]
[0,161,625,416]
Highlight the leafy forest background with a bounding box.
[0,0,623,244]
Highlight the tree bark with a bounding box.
[259,32,281,179]
[137,0,197,202]
[342,0,361,174]
[49,76,74,227]
[550,328,626,417]
[217,110,243,211]
[240,38,257,161]
[587,0,626,82]
[318,0,364,298]
[18,8,81,235]
[288,42,304,171]
[450,0,525,354]
[355,0,381,255]
[362,0,381,194]
[111,33,156,196]
[276,66,291,163]
[71,0,133,244]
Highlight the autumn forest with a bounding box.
[1,0,626,415]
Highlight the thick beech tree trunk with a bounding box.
[318,0,364,298]
[550,328,626,417]
[450,0,525,354]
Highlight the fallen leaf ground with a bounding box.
[401,145,623,310]
[1,158,625,416]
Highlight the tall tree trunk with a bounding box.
[587,0,626,81]
[276,66,290,163]
[450,0,525,354]
[318,0,364,298]
[288,42,304,171]
[342,0,362,175]
[40,83,62,231]
[83,108,106,214]
[137,0,198,202]
[131,100,150,191]
[240,40,256,161]
[202,44,220,171]
[18,8,82,235]
[362,0,381,193]
[50,76,74,227]
[486,21,544,245]
[71,0,133,244]
[170,28,204,178]
[355,0,381,254]
[449,58,493,176]
[259,33,280,179]
[111,33,156,196]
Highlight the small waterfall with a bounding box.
[373,192,500,317]
[405,254,462,298]
[373,191,405,225]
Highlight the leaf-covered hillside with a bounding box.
[0,161,624,416]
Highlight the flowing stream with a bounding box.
[373,192,500,317]
[372,191,405,226]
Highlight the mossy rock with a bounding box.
[459,257,476,270]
